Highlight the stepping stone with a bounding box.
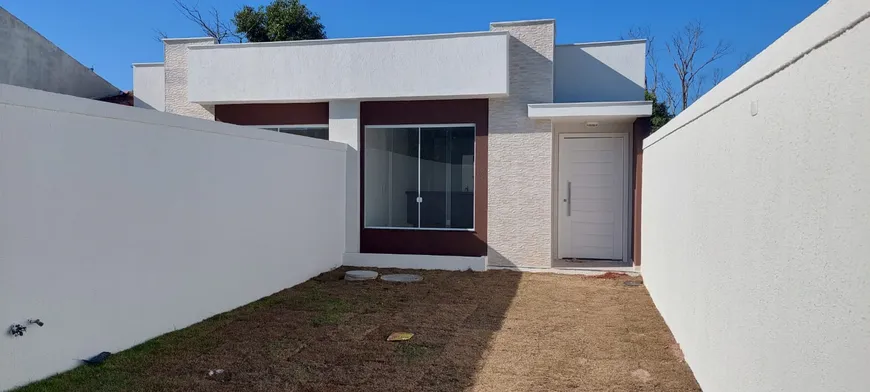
[380,274,423,283]
[345,270,378,281]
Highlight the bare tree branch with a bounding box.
[153,28,168,43]
[220,18,244,43]
[649,46,662,98]
[622,26,661,97]
[665,20,733,111]
[739,52,754,67]
[691,74,707,103]
[711,68,724,87]
[661,76,677,112]
[173,0,232,43]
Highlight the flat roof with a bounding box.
[556,39,647,48]
[187,31,509,50]
[528,101,652,121]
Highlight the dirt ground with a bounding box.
[19,268,700,392]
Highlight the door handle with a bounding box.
[566,181,571,216]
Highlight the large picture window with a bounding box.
[364,125,475,230]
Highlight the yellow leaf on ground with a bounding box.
[387,332,414,341]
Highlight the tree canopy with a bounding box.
[646,91,673,132]
[233,0,326,43]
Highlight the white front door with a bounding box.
[558,135,627,260]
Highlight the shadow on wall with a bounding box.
[490,36,554,135]
[486,247,531,269]
[132,98,155,110]
[554,48,644,103]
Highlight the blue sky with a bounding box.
[5,0,825,93]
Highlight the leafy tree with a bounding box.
[646,91,673,132]
[233,0,326,42]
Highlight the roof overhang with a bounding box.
[528,101,652,122]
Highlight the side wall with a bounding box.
[0,7,119,99]
[641,1,870,391]
[487,20,555,268]
[132,63,165,111]
[0,84,348,390]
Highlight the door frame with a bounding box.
[557,132,632,261]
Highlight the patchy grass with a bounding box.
[395,342,434,363]
[15,268,699,392]
[310,297,351,326]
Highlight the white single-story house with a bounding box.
[132,19,652,271]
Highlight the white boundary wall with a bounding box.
[641,1,870,391]
[0,83,348,390]
[0,8,119,99]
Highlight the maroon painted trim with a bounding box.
[359,99,488,257]
[214,103,329,126]
[632,117,652,266]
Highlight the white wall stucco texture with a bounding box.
[186,32,509,104]
[164,38,215,119]
[487,20,554,268]
[0,7,118,99]
[641,1,870,391]
[554,41,646,103]
[0,84,348,390]
[132,63,165,111]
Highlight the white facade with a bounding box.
[641,1,870,391]
[132,63,165,110]
[187,32,510,104]
[554,40,646,103]
[0,84,348,390]
[132,20,649,269]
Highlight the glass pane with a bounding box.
[279,127,328,140]
[419,126,475,229]
[364,127,419,228]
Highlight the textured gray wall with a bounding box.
[0,7,118,99]
[487,20,554,268]
[164,38,215,119]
